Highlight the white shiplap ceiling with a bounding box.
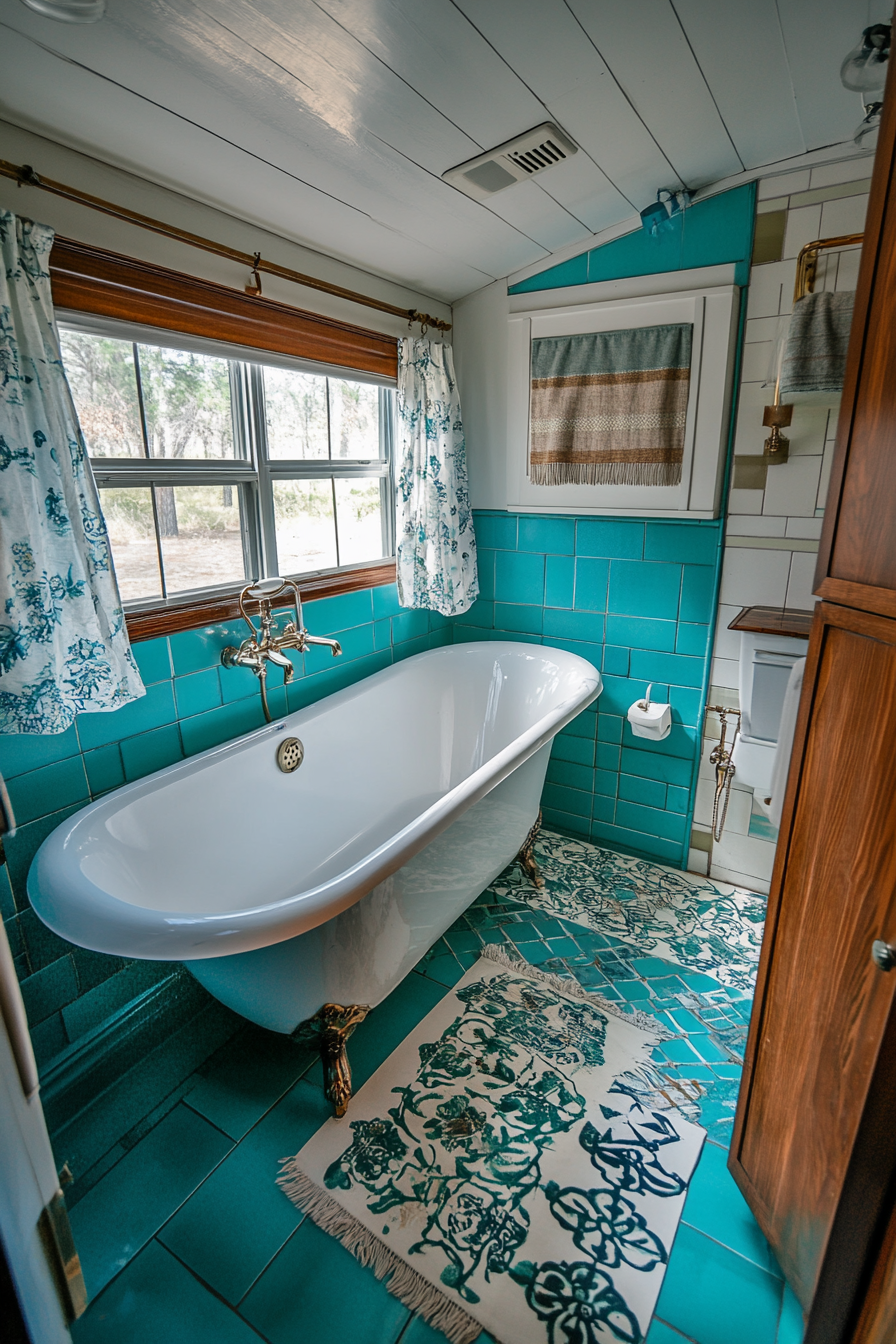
[0,0,885,302]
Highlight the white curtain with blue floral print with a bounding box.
[0,211,144,734]
[395,337,478,616]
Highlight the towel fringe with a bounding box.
[277,1166,483,1344]
[529,459,683,487]
[478,944,672,1039]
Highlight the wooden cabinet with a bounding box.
[729,38,896,1343]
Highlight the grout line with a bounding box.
[156,1236,275,1340]
[678,1217,784,1282]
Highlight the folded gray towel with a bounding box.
[779,290,855,394]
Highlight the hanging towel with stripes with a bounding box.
[528,322,692,487]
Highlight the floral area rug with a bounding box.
[489,831,766,993]
[280,951,704,1344]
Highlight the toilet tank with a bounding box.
[733,630,810,795]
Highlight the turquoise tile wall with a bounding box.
[509,183,757,294]
[0,583,449,1070]
[454,509,723,866]
[1,535,719,1067]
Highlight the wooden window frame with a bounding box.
[50,239,398,641]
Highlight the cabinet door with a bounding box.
[729,602,896,1314]
[816,48,896,617]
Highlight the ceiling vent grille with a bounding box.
[442,123,578,200]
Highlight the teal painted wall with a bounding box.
[458,510,722,865]
[0,586,449,1070]
[509,183,756,293]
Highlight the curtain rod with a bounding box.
[0,157,451,333]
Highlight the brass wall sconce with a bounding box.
[763,402,792,463]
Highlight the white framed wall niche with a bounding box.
[507,285,740,518]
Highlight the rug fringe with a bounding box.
[277,1166,483,1344]
[478,944,673,1040]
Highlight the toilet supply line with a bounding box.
[705,705,742,841]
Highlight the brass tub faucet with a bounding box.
[221,578,342,723]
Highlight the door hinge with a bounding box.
[38,1188,88,1322]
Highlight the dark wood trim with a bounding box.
[728,604,814,638]
[49,237,398,380]
[124,561,396,641]
[817,576,896,622]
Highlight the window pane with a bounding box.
[100,487,162,601]
[334,478,386,565]
[329,380,382,460]
[138,346,236,460]
[60,329,145,458]
[263,366,329,460]
[156,485,246,594]
[272,479,337,574]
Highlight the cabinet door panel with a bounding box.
[731,604,896,1308]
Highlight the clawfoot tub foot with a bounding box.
[516,808,544,889]
[294,1003,370,1117]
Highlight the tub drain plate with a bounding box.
[276,737,304,773]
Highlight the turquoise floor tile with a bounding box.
[240,1216,410,1344]
[71,1239,261,1344]
[185,1026,316,1141]
[777,1282,805,1344]
[646,1320,694,1343]
[656,1224,783,1344]
[681,1140,781,1278]
[69,1103,233,1297]
[417,952,465,988]
[159,1077,331,1304]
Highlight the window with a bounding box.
[59,321,394,607]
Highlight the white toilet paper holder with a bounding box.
[627,684,673,742]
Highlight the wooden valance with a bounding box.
[49,238,398,380]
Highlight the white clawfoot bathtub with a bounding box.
[29,642,600,1033]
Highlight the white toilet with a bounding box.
[733,630,810,807]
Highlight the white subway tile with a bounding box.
[687,848,709,877]
[711,830,777,887]
[763,456,823,516]
[741,340,774,383]
[711,655,741,690]
[746,265,786,320]
[709,683,739,705]
[759,170,811,198]
[720,547,790,605]
[727,515,787,537]
[835,247,862,291]
[783,205,823,261]
[711,862,771,895]
[786,550,820,608]
[788,405,832,457]
[727,488,764,515]
[713,604,742,660]
[694,777,715,827]
[785,516,823,539]
[810,156,875,189]
[745,316,782,342]
[820,193,869,238]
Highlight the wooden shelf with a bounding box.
[728,604,815,638]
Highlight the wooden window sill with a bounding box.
[125,560,397,641]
